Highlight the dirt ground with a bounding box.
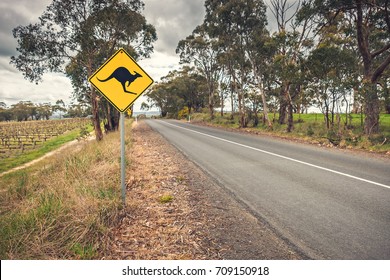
[105,120,305,260]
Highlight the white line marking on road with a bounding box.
[160,120,390,190]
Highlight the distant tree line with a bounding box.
[146,0,390,135]
[0,100,90,122]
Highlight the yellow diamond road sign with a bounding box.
[89,48,153,112]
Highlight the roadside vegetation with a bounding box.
[189,112,390,153]
[0,120,132,259]
[144,0,390,147]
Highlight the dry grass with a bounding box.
[0,119,219,260]
[0,122,128,259]
[104,121,219,260]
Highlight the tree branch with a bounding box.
[371,43,390,58]
[356,0,371,76]
[371,53,390,83]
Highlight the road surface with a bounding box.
[145,119,390,259]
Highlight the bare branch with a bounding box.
[371,53,390,83]
[372,43,390,58]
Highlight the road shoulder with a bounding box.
[111,120,304,259]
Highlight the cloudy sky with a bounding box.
[0,0,277,111]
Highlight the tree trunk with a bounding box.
[253,65,272,128]
[232,70,246,127]
[352,87,361,114]
[87,60,103,141]
[278,88,288,124]
[384,83,390,114]
[279,82,291,125]
[209,97,214,119]
[238,89,244,127]
[356,0,383,134]
[363,83,380,135]
[260,86,272,129]
[230,86,234,120]
[208,80,215,119]
[287,103,294,132]
[91,87,103,141]
[209,94,214,119]
[220,93,224,117]
[237,88,247,128]
[107,103,113,130]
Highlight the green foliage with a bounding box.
[70,243,97,260]
[178,107,190,120]
[306,124,315,137]
[146,67,208,117]
[297,0,390,134]
[15,172,29,199]
[77,126,91,140]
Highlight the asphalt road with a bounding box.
[145,119,390,259]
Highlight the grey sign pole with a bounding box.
[120,112,126,206]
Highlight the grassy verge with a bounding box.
[0,125,93,174]
[190,113,390,153]
[0,120,132,259]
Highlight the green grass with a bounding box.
[191,112,390,153]
[159,194,174,204]
[0,125,93,174]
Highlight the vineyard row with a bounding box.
[0,118,91,158]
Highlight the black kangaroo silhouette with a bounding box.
[97,67,142,94]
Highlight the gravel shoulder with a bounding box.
[106,120,305,259]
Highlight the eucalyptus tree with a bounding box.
[304,11,359,129]
[246,31,275,128]
[145,68,208,117]
[11,0,156,140]
[52,99,67,119]
[176,67,209,114]
[269,0,314,132]
[144,82,181,118]
[298,0,390,134]
[306,46,357,128]
[204,0,269,128]
[237,1,273,128]
[36,103,53,120]
[177,24,221,119]
[10,101,36,121]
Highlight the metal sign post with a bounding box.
[88,48,153,207]
[120,112,126,206]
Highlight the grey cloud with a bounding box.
[0,57,18,74]
[0,0,50,57]
[0,7,27,57]
[143,0,205,55]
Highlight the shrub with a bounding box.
[178,107,189,120]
